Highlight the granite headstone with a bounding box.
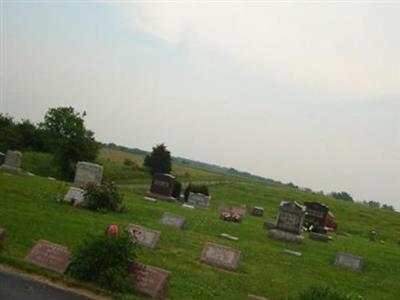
[129,262,170,299]
[25,240,70,274]
[160,212,186,229]
[1,150,22,172]
[304,201,329,227]
[127,224,161,250]
[149,173,175,197]
[187,192,211,209]
[73,161,103,188]
[200,242,241,271]
[334,252,364,271]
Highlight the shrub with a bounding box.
[285,286,356,300]
[69,226,136,292]
[83,182,125,212]
[184,183,209,201]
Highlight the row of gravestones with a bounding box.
[147,176,363,273]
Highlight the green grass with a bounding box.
[0,170,399,300]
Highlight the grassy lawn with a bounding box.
[0,170,399,300]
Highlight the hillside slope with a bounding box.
[0,170,399,300]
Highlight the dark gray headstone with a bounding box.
[74,162,103,188]
[187,192,210,209]
[252,206,264,217]
[129,263,170,299]
[304,201,329,227]
[25,240,70,274]
[0,152,5,166]
[0,228,5,250]
[334,252,364,271]
[150,173,175,197]
[276,201,306,235]
[160,212,186,229]
[127,224,160,250]
[200,242,241,271]
[1,150,22,172]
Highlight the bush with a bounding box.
[184,183,209,201]
[285,286,356,300]
[83,182,125,212]
[69,227,136,292]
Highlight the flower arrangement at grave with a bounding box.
[220,211,242,223]
[69,224,137,292]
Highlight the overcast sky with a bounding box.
[1,1,399,209]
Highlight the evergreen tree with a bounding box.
[143,144,171,175]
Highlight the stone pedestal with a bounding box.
[268,229,304,244]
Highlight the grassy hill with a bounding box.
[0,167,399,300]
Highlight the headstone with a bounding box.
[200,242,241,271]
[369,230,379,242]
[129,262,170,299]
[247,295,268,300]
[252,206,264,217]
[25,240,70,274]
[127,224,160,250]
[1,150,22,172]
[160,212,186,229]
[0,228,5,250]
[187,192,210,209]
[73,162,103,188]
[304,201,329,227]
[267,201,306,244]
[182,203,195,209]
[309,232,331,242]
[276,201,306,234]
[334,252,364,271]
[63,187,85,206]
[144,196,157,203]
[0,152,5,165]
[149,173,175,198]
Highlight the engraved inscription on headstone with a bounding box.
[25,240,70,274]
[276,202,306,235]
[1,150,22,172]
[129,262,171,299]
[73,162,103,188]
[200,242,241,271]
[187,192,211,209]
[149,173,175,197]
[127,224,161,250]
[304,202,329,227]
[334,252,364,271]
[160,212,186,229]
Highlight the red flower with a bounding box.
[108,224,119,236]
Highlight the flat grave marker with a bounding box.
[25,240,70,274]
[127,224,161,250]
[129,262,170,299]
[334,252,364,271]
[200,242,241,271]
[160,212,186,229]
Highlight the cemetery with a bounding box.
[0,148,399,300]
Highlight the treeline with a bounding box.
[362,200,395,212]
[0,107,100,180]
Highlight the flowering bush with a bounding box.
[69,225,136,292]
[83,182,125,213]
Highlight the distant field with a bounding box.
[99,147,239,184]
[1,170,399,299]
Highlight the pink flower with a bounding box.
[108,224,119,236]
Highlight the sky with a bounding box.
[1,1,399,209]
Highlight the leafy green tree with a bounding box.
[0,114,18,152]
[40,107,100,180]
[143,143,171,175]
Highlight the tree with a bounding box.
[330,191,354,202]
[143,144,171,175]
[40,107,100,180]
